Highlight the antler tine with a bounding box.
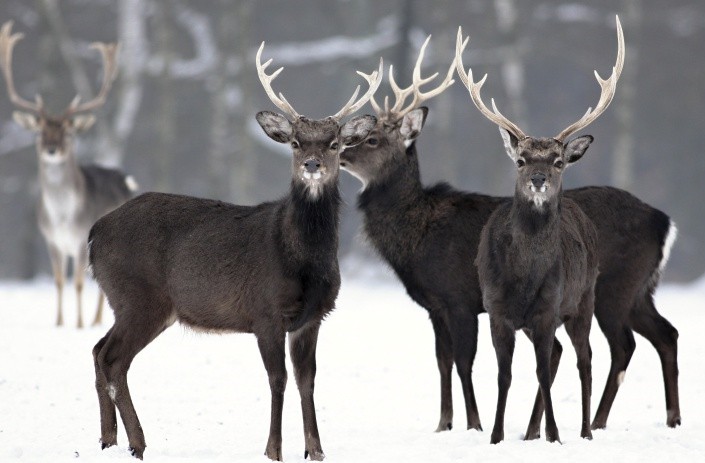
[554,15,625,141]
[0,21,43,113]
[65,42,120,115]
[404,35,456,113]
[331,57,384,121]
[455,27,527,139]
[256,42,300,119]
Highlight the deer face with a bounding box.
[500,128,593,208]
[13,111,96,163]
[340,107,427,189]
[257,111,376,199]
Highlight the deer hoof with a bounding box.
[435,421,452,432]
[128,446,145,460]
[305,448,325,461]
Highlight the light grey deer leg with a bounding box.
[92,291,106,326]
[289,322,324,461]
[47,244,66,327]
[75,247,88,329]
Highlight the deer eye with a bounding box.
[516,158,526,168]
[330,142,339,151]
[554,160,564,169]
[366,137,378,146]
[291,140,300,149]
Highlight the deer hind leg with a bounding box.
[75,247,89,329]
[93,327,118,448]
[565,293,595,440]
[289,322,324,461]
[93,291,106,326]
[95,295,173,459]
[257,332,287,461]
[591,310,635,430]
[449,312,482,431]
[429,313,454,432]
[47,244,66,327]
[524,335,562,440]
[630,295,681,427]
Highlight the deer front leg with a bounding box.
[258,333,287,461]
[524,336,563,440]
[47,244,66,327]
[489,316,515,444]
[93,291,106,326]
[531,323,560,443]
[429,313,454,432]
[289,322,324,460]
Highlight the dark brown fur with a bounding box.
[89,112,376,460]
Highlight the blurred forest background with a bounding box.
[0,0,703,282]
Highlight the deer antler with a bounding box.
[0,21,44,113]
[64,42,120,115]
[373,35,456,122]
[455,27,527,139]
[554,16,625,141]
[330,58,383,121]
[256,42,301,119]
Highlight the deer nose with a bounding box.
[531,173,546,188]
[46,147,57,155]
[304,159,321,173]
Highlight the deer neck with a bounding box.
[357,144,427,265]
[38,150,85,199]
[510,188,561,240]
[282,179,341,261]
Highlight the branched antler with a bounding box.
[0,21,43,113]
[373,35,456,122]
[64,42,120,116]
[455,27,527,139]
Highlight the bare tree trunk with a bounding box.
[395,0,414,87]
[207,0,235,200]
[229,0,256,204]
[494,0,528,131]
[612,0,641,189]
[154,0,176,192]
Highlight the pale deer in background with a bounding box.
[0,22,137,328]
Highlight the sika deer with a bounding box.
[0,21,136,328]
[89,43,381,460]
[457,17,625,443]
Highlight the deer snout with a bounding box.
[304,159,321,173]
[530,173,547,188]
[46,147,57,155]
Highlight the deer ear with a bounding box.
[399,107,428,147]
[499,127,519,161]
[564,135,594,164]
[256,111,293,143]
[12,111,41,131]
[70,114,96,132]
[340,115,377,148]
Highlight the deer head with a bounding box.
[0,21,119,164]
[455,16,625,208]
[255,42,382,199]
[339,35,455,188]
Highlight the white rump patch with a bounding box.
[125,175,139,192]
[659,220,678,275]
[617,371,626,386]
[107,383,117,401]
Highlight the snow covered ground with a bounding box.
[1,271,704,462]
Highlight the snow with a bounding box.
[1,273,704,462]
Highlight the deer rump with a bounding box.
[89,191,339,334]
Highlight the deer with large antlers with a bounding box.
[0,21,136,328]
[341,23,679,437]
[456,17,626,443]
[89,42,381,460]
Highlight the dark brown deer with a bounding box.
[89,43,381,461]
[0,21,136,328]
[457,17,626,443]
[341,25,678,436]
